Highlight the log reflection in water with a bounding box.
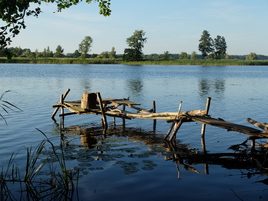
[59,124,268,181]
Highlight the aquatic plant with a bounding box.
[0,90,22,124]
[0,129,80,200]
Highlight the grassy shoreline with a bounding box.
[1,57,268,66]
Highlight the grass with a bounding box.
[0,129,80,201]
[0,90,22,125]
[1,57,268,65]
[0,91,79,200]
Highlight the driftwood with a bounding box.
[122,110,206,120]
[247,118,268,132]
[52,90,268,151]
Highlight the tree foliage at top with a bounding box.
[246,52,258,60]
[126,30,147,52]
[54,45,64,57]
[198,30,227,59]
[179,52,188,59]
[78,36,93,59]
[0,0,111,49]
[213,35,227,59]
[198,30,214,58]
[123,30,147,61]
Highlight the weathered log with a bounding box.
[247,118,268,132]
[59,112,77,117]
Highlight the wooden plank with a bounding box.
[247,118,268,132]
[191,116,266,136]
[123,110,205,120]
[102,98,140,106]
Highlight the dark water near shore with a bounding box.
[0,64,268,200]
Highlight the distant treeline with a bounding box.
[1,57,268,66]
[0,47,267,61]
[149,54,268,60]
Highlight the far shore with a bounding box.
[1,57,268,66]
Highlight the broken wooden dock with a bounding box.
[52,89,268,149]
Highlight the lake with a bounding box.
[0,64,268,200]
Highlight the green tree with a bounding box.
[91,53,98,58]
[0,0,111,49]
[0,49,5,57]
[123,30,147,61]
[179,52,188,59]
[78,36,93,59]
[109,47,116,59]
[34,49,42,58]
[122,49,142,61]
[191,51,198,60]
[198,30,214,59]
[162,51,171,60]
[126,30,147,52]
[246,52,258,60]
[21,49,33,58]
[73,50,81,58]
[43,46,53,57]
[97,51,109,59]
[54,45,64,57]
[213,35,227,59]
[10,47,23,57]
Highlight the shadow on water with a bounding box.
[3,123,267,200]
[55,123,268,181]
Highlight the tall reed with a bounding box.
[0,129,80,200]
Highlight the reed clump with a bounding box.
[0,130,79,201]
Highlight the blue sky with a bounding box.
[7,0,268,55]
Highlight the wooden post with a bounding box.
[96,92,107,130]
[60,94,65,129]
[169,119,183,141]
[165,122,175,140]
[201,97,211,138]
[152,101,156,113]
[204,97,211,115]
[251,138,256,151]
[81,93,97,109]
[152,101,156,131]
[60,94,64,114]
[165,101,183,140]
[51,88,70,119]
[122,104,126,127]
[201,124,207,138]
[177,101,183,117]
[201,133,207,154]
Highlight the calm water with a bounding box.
[0,64,268,200]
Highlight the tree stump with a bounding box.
[81,93,97,109]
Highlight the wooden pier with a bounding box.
[52,89,268,149]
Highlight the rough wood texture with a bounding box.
[247,118,268,132]
[191,116,267,137]
[52,90,268,141]
[81,93,97,109]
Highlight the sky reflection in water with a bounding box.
[0,64,268,200]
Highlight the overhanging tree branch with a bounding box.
[0,0,111,49]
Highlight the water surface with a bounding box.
[0,64,267,200]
